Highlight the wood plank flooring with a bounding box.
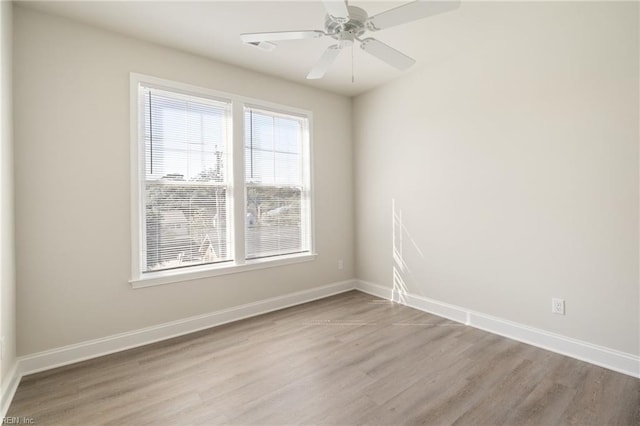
[7,291,640,425]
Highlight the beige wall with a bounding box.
[12,2,640,360]
[1,0,16,384]
[13,6,354,355]
[354,2,639,355]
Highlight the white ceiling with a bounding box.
[16,1,491,97]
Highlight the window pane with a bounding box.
[244,107,309,259]
[246,186,303,258]
[244,109,303,186]
[144,89,228,182]
[141,86,231,272]
[145,183,229,271]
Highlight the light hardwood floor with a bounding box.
[7,291,640,425]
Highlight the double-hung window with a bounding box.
[131,75,314,287]
[244,107,310,259]
[139,86,232,273]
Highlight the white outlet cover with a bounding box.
[552,298,565,315]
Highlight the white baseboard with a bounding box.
[1,362,20,418]
[357,280,470,324]
[18,279,356,376]
[356,280,640,379]
[5,277,637,417]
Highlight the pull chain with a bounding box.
[351,44,355,83]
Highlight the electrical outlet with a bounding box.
[551,298,565,315]
[338,259,344,270]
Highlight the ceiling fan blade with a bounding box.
[307,45,341,80]
[241,30,325,44]
[360,38,415,70]
[367,0,460,31]
[323,0,350,22]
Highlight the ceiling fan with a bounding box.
[240,0,461,80]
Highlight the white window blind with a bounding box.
[244,107,310,259]
[132,75,315,286]
[140,85,232,273]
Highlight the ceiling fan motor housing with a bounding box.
[325,6,368,48]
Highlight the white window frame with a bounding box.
[130,74,316,288]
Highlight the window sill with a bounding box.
[129,253,318,289]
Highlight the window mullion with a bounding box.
[232,101,246,264]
